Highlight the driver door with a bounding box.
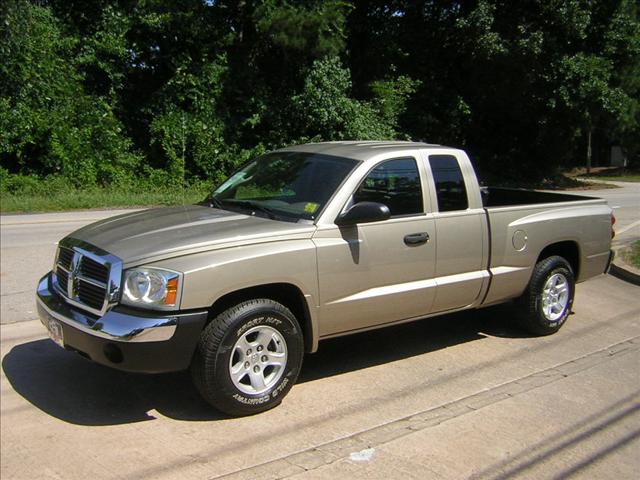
[313,157,437,337]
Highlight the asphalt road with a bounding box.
[1,184,639,479]
[1,209,137,325]
[588,182,640,247]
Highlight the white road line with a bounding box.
[616,219,640,236]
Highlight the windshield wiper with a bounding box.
[226,200,279,220]
[209,196,225,209]
[199,196,225,209]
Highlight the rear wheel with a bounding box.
[517,256,575,335]
[191,299,303,416]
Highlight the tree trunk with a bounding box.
[586,128,592,175]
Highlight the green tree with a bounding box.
[149,60,240,185]
[2,0,638,192]
[290,57,417,141]
[217,0,353,147]
[0,0,139,186]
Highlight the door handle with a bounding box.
[404,232,430,246]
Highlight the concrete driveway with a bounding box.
[1,189,639,479]
[2,275,638,479]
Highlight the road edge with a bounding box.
[609,246,640,286]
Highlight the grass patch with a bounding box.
[1,177,212,213]
[621,241,640,269]
[570,166,640,183]
[1,188,209,213]
[585,174,640,182]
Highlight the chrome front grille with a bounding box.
[58,247,74,269]
[79,258,109,284]
[53,240,123,316]
[57,268,70,292]
[77,281,106,310]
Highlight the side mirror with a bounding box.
[335,202,391,226]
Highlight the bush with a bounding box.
[289,57,414,141]
[2,173,45,195]
[0,1,140,188]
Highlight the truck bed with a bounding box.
[481,187,598,208]
[479,187,611,306]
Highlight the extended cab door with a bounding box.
[313,155,437,337]
[420,151,489,312]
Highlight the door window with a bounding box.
[353,157,423,216]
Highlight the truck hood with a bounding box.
[68,205,316,265]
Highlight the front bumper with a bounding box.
[36,272,208,373]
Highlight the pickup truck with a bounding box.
[36,141,614,416]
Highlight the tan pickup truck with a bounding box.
[37,141,614,415]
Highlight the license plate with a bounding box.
[47,318,64,348]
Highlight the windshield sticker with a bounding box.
[304,202,319,214]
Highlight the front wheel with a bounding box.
[191,299,304,416]
[517,256,575,335]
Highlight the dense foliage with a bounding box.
[1,0,638,192]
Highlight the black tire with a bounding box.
[517,255,575,336]
[191,298,303,416]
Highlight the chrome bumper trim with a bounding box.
[37,274,178,343]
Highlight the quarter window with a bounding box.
[353,157,423,216]
[429,155,468,212]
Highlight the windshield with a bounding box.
[208,151,358,222]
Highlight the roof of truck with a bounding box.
[276,141,455,161]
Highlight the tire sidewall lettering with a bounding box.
[232,377,290,404]
[236,315,283,337]
[232,393,270,405]
[270,377,289,398]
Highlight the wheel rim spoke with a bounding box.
[248,370,267,390]
[256,329,275,349]
[235,336,252,353]
[231,368,248,385]
[267,352,286,367]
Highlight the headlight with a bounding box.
[121,268,181,309]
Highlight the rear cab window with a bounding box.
[428,154,469,212]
